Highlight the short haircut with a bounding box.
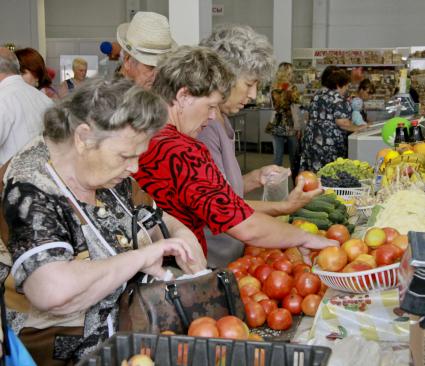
[15,48,51,89]
[72,57,88,71]
[0,48,20,75]
[44,78,168,144]
[200,24,276,84]
[321,67,350,90]
[152,45,234,104]
[358,78,376,94]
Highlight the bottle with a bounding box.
[409,120,424,144]
[394,122,408,148]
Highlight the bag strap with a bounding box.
[0,284,9,361]
[0,160,11,245]
[217,271,237,316]
[165,283,190,332]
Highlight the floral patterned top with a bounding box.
[300,87,352,172]
[270,83,300,137]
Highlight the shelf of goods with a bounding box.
[293,47,410,108]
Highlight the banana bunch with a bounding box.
[380,153,425,184]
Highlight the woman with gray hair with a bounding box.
[197,25,324,267]
[134,46,338,270]
[1,78,205,364]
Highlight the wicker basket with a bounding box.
[356,205,374,218]
[313,263,400,294]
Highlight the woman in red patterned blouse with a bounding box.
[133,45,339,259]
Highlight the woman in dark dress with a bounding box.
[300,67,366,172]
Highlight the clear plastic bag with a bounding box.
[262,170,290,202]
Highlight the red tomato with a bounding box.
[244,301,266,328]
[232,269,245,281]
[296,171,319,192]
[267,308,293,330]
[293,263,311,278]
[295,272,321,297]
[248,257,265,275]
[284,247,304,264]
[227,261,246,274]
[236,256,253,271]
[282,293,303,315]
[244,246,264,257]
[272,258,293,274]
[263,270,293,300]
[188,317,219,338]
[254,264,274,283]
[216,316,249,340]
[301,294,322,316]
[317,247,348,272]
[258,299,278,316]
[326,224,350,245]
[252,291,269,303]
[239,284,259,298]
[265,250,286,265]
[238,275,261,290]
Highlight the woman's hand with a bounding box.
[139,238,196,279]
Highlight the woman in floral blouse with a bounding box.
[300,67,365,172]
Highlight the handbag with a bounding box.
[118,269,245,334]
[264,111,277,135]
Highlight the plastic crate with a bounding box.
[77,332,331,366]
[321,186,370,200]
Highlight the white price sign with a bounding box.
[212,4,224,16]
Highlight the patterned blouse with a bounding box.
[271,83,300,137]
[133,124,254,255]
[2,136,149,362]
[300,87,352,172]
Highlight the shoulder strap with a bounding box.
[66,79,74,90]
[130,178,153,207]
[0,160,11,245]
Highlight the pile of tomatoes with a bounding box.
[227,246,326,331]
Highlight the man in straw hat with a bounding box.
[116,11,176,89]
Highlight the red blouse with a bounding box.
[133,124,254,255]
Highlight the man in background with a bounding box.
[0,47,53,164]
[116,11,176,89]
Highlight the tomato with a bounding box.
[284,247,304,264]
[296,171,319,192]
[244,246,264,257]
[216,316,249,340]
[282,293,303,315]
[258,299,278,316]
[265,250,286,265]
[267,308,293,330]
[263,270,293,300]
[295,272,321,297]
[244,301,266,328]
[248,256,266,275]
[227,261,246,274]
[293,263,311,278]
[301,294,322,316]
[254,264,274,283]
[188,317,219,338]
[232,269,245,281]
[272,258,293,274]
[236,256,253,271]
[238,275,261,290]
[317,247,348,272]
[326,224,350,245]
[251,291,269,303]
[239,284,259,298]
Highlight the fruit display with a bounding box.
[320,171,361,188]
[289,192,352,231]
[317,158,373,182]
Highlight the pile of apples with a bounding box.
[227,246,326,332]
[317,226,408,274]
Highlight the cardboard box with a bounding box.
[410,316,425,366]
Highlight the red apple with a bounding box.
[382,227,400,244]
[355,254,377,268]
[392,234,409,252]
[364,227,386,249]
[375,244,401,266]
[341,239,368,262]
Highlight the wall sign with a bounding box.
[212,4,224,16]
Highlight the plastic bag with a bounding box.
[309,288,410,344]
[5,326,36,366]
[262,170,290,201]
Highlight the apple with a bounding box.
[317,247,348,272]
[382,227,400,244]
[342,261,373,273]
[375,244,401,266]
[128,354,154,366]
[341,239,368,262]
[355,254,377,268]
[364,227,386,249]
[392,234,409,252]
[342,261,374,291]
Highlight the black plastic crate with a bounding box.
[77,332,331,366]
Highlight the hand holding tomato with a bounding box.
[295,171,321,192]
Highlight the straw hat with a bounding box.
[117,12,176,67]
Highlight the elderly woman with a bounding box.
[1,78,205,364]
[197,26,323,267]
[300,67,366,172]
[134,45,338,267]
[58,57,88,98]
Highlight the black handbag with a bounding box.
[118,269,245,334]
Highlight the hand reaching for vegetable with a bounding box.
[285,176,324,214]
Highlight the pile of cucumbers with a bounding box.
[289,193,354,233]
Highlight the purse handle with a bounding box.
[166,270,237,332]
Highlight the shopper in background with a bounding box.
[116,11,176,89]
[269,62,302,178]
[14,47,59,99]
[356,78,376,123]
[198,26,323,268]
[134,45,339,268]
[300,67,365,172]
[1,78,205,364]
[58,57,88,98]
[0,47,53,164]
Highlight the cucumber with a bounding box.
[293,208,329,220]
[314,193,338,204]
[291,216,332,230]
[328,210,345,224]
[304,200,335,214]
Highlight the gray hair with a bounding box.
[200,24,276,84]
[0,48,20,75]
[44,78,168,144]
[152,45,234,104]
